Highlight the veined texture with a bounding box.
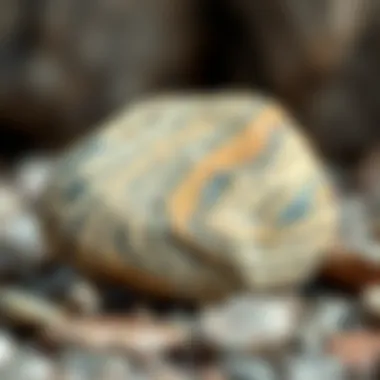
[40,92,338,300]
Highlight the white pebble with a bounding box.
[286,354,346,380]
[201,294,299,351]
[15,156,56,203]
[3,210,47,262]
[0,332,15,368]
[18,351,54,380]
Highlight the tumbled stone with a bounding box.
[39,93,338,300]
[199,294,301,352]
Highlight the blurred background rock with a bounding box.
[0,0,208,160]
[1,0,379,170]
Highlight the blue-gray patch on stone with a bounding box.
[63,178,88,203]
[276,181,317,226]
[198,172,232,211]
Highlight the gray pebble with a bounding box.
[338,194,380,263]
[59,349,133,380]
[0,287,67,327]
[65,279,101,315]
[223,356,277,380]
[0,183,48,276]
[0,349,54,380]
[299,296,360,353]
[285,354,346,380]
[2,210,48,266]
[313,297,359,331]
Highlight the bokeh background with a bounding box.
[1,0,379,168]
[2,1,380,379]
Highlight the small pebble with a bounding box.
[20,350,54,380]
[316,297,358,330]
[59,349,133,380]
[222,356,277,380]
[0,331,16,368]
[0,349,55,380]
[285,354,346,380]
[3,210,47,264]
[299,296,360,353]
[199,294,300,352]
[329,331,380,373]
[14,156,56,204]
[0,182,47,276]
[0,287,67,327]
[339,195,371,248]
[338,194,380,264]
[65,279,101,315]
[361,285,380,321]
[44,315,191,357]
[24,265,101,314]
